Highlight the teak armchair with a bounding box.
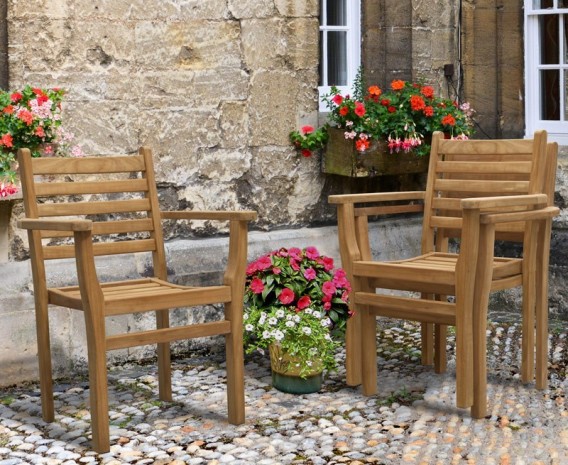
[330,131,559,418]
[16,147,257,453]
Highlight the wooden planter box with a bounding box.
[322,128,430,177]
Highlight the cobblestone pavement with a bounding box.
[0,321,566,465]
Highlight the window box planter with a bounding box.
[322,128,430,178]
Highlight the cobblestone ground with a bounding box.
[0,321,566,465]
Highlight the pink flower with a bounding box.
[322,281,337,297]
[17,109,34,125]
[305,246,319,259]
[301,125,314,135]
[250,278,264,294]
[304,268,316,280]
[278,288,295,305]
[0,182,18,198]
[288,248,302,260]
[332,94,343,105]
[35,126,45,138]
[290,259,300,271]
[297,295,311,310]
[324,301,332,310]
[341,290,350,302]
[320,256,334,271]
[255,255,272,271]
[272,267,282,275]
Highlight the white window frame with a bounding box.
[525,1,568,143]
[318,0,361,111]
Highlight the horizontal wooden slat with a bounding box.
[328,191,425,205]
[37,198,151,217]
[34,179,149,196]
[480,206,559,224]
[436,161,532,174]
[41,219,155,238]
[32,155,145,175]
[429,216,463,229]
[437,139,535,155]
[434,179,530,194]
[354,204,423,217]
[431,198,462,211]
[355,292,456,325]
[106,320,232,351]
[353,260,455,285]
[42,239,157,259]
[105,285,232,315]
[161,210,257,221]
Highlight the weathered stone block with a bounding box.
[228,0,276,19]
[274,0,318,17]
[249,70,300,146]
[135,21,242,70]
[285,18,319,70]
[241,18,286,70]
[197,148,252,182]
[220,102,250,148]
[10,0,70,18]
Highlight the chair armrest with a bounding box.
[18,218,93,231]
[161,210,257,222]
[329,191,425,205]
[480,206,559,224]
[461,194,548,210]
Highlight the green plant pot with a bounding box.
[271,370,323,394]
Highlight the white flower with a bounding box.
[268,317,278,326]
[276,309,285,318]
[258,312,267,324]
[304,308,313,315]
[321,318,331,327]
[243,313,249,320]
[285,320,296,328]
[286,314,293,320]
[293,315,301,323]
[273,330,285,341]
[245,324,254,331]
[306,361,313,367]
[312,311,321,319]
[325,334,332,341]
[302,327,312,335]
[262,330,271,339]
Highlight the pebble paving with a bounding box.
[0,321,566,465]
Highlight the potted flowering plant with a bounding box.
[243,246,352,393]
[0,85,83,193]
[289,72,475,177]
[289,124,329,158]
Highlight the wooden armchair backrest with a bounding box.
[18,147,168,285]
[422,131,552,253]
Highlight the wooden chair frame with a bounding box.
[330,131,559,417]
[16,147,256,452]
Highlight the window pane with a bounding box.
[319,31,323,86]
[534,0,553,8]
[327,31,347,86]
[560,0,568,8]
[541,69,560,120]
[326,0,347,26]
[540,15,559,64]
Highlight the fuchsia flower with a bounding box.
[255,255,272,270]
[322,281,337,297]
[304,267,316,280]
[250,278,264,294]
[305,246,320,259]
[297,295,311,310]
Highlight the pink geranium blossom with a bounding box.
[278,288,295,305]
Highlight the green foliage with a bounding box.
[289,125,329,158]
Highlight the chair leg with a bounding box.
[536,220,552,390]
[224,302,245,425]
[35,299,54,422]
[421,323,434,366]
[361,308,378,396]
[84,310,110,453]
[434,324,447,374]
[521,275,536,384]
[156,310,172,402]
[345,310,362,386]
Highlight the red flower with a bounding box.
[17,109,34,125]
[332,94,343,105]
[354,101,366,117]
[388,106,396,113]
[278,288,295,305]
[36,95,49,105]
[301,149,312,157]
[32,87,46,97]
[421,86,435,98]
[246,262,258,275]
[380,98,390,106]
[297,295,311,310]
[301,125,314,135]
[10,92,22,103]
[35,126,45,138]
[255,255,272,270]
[391,80,405,91]
[0,134,13,147]
[423,106,434,117]
[2,105,14,114]
[250,278,264,294]
[321,256,334,271]
[339,105,349,116]
[410,95,425,111]
[355,138,370,152]
[441,114,456,127]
